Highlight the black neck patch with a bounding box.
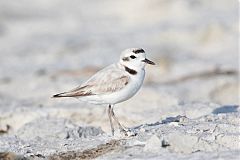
[124,66,137,75]
[133,48,145,54]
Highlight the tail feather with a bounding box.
[52,92,69,98]
[52,91,93,98]
[52,85,94,98]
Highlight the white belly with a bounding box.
[79,69,145,105]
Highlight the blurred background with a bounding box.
[0,0,238,132]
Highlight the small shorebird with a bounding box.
[52,48,155,136]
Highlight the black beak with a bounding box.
[142,58,155,65]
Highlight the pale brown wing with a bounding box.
[53,64,129,98]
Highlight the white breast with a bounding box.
[103,68,145,104]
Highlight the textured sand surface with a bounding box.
[0,0,239,159]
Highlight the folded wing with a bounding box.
[53,64,129,98]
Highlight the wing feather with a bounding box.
[53,64,129,98]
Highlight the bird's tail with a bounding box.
[52,85,93,98]
[52,92,71,98]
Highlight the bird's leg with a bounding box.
[108,105,114,136]
[110,106,128,136]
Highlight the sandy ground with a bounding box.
[0,0,239,159]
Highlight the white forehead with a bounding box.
[120,48,146,58]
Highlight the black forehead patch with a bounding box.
[133,48,145,54]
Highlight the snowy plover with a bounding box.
[52,48,155,136]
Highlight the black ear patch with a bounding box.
[130,55,136,59]
[133,48,145,54]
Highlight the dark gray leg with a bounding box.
[108,105,114,136]
[110,106,128,136]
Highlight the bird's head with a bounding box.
[119,48,155,70]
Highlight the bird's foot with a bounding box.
[120,128,137,137]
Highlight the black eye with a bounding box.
[130,55,136,59]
